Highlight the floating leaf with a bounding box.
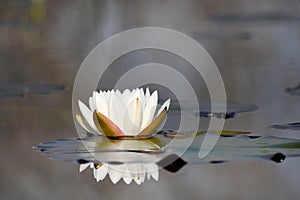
[271,122,300,131]
[210,12,300,23]
[169,101,258,119]
[35,131,300,167]
[0,82,68,98]
[191,31,252,41]
[286,83,300,96]
[157,130,250,139]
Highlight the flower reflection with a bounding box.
[79,162,159,185]
[77,88,170,138]
[78,136,165,185]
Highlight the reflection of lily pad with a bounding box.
[271,122,300,131]
[170,101,259,119]
[157,154,187,173]
[35,131,300,167]
[0,82,69,98]
[286,83,300,96]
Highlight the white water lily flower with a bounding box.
[77,88,170,138]
[79,162,159,185]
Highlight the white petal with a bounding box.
[131,164,146,185]
[123,98,143,136]
[95,165,109,182]
[128,88,143,106]
[122,165,133,184]
[108,166,123,184]
[94,91,109,117]
[126,163,139,176]
[141,90,158,130]
[116,89,122,95]
[108,92,126,130]
[107,92,117,123]
[145,87,150,102]
[155,99,171,118]
[139,88,145,108]
[106,90,114,100]
[145,163,159,181]
[147,172,150,180]
[78,100,99,133]
[92,91,98,110]
[75,114,96,134]
[100,91,108,101]
[123,176,133,184]
[93,168,97,180]
[134,177,142,185]
[122,89,131,105]
[79,163,90,173]
[133,171,145,185]
[150,170,159,181]
[89,97,94,110]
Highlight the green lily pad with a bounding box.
[169,101,259,119]
[35,131,300,166]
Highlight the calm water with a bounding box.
[1,0,300,199]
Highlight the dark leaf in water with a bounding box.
[77,159,89,164]
[286,83,300,96]
[199,112,236,119]
[270,153,286,163]
[170,101,259,119]
[190,102,258,119]
[198,102,259,119]
[271,122,300,131]
[191,31,252,41]
[0,82,69,98]
[247,136,261,139]
[210,12,300,23]
[157,154,187,173]
[107,161,124,165]
[220,134,236,138]
[209,160,227,164]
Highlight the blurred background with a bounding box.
[0,0,300,199]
